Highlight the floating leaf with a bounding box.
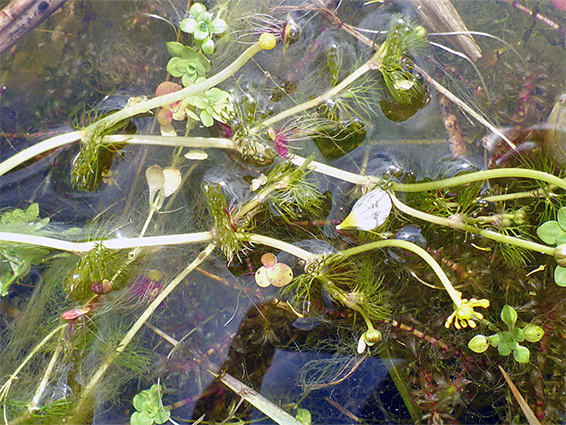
[255,254,293,287]
[261,253,277,268]
[162,167,182,197]
[336,188,392,231]
[536,220,563,245]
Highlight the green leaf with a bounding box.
[210,18,227,34]
[501,305,517,330]
[202,38,215,55]
[487,333,501,347]
[190,3,205,20]
[131,411,154,425]
[555,265,566,286]
[166,58,184,77]
[25,203,39,220]
[182,73,196,87]
[468,335,488,353]
[181,45,197,61]
[497,342,512,356]
[296,408,312,425]
[558,207,566,230]
[154,407,170,424]
[194,27,209,41]
[200,110,214,127]
[512,327,525,342]
[523,325,544,342]
[166,41,184,58]
[180,18,197,34]
[133,391,151,411]
[537,220,564,245]
[513,345,530,363]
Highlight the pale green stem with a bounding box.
[102,135,237,150]
[84,42,264,137]
[0,231,214,253]
[0,325,66,406]
[339,239,462,306]
[288,154,379,187]
[391,168,566,193]
[388,192,555,256]
[29,343,63,413]
[250,48,383,134]
[0,131,82,177]
[72,243,216,421]
[246,234,319,262]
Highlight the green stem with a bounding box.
[84,42,264,138]
[339,239,461,306]
[391,168,566,193]
[0,131,82,177]
[0,325,66,405]
[388,192,555,256]
[72,243,216,422]
[102,135,237,150]
[250,48,383,134]
[0,231,214,254]
[289,155,379,186]
[246,234,319,262]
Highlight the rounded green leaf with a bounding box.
[202,38,215,55]
[255,266,271,287]
[131,411,154,425]
[523,325,544,342]
[190,3,205,19]
[166,41,184,57]
[537,220,564,245]
[210,18,227,34]
[487,333,501,347]
[513,345,530,363]
[181,45,197,60]
[555,265,566,286]
[133,391,151,411]
[154,407,171,424]
[468,335,488,353]
[166,58,184,77]
[501,305,517,330]
[194,23,209,41]
[182,73,196,87]
[296,408,312,425]
[180,18,197,34]
[558,207,566,230]
[200,110,214,127]
[497,342,512,356]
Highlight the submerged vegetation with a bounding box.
[0,0,566,423]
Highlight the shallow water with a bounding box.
[1,0,566,424]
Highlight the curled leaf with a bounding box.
[337,188,392,231]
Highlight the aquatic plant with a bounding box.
[1,0,566,423]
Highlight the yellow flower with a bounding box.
[445,297,490,330]
[259,33,276,50]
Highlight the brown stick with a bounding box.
[409,0,482,62]
[0,0,68,56]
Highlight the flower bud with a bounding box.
[259,33,276,50]
[554,244,566,267]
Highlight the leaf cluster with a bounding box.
[264,158,324,223]
[379,15,428,106]
[204,183,252,264]
[131,384,170,425]
[0,204,51,296]
[166,42,210,87]
[180,2,227,56]
[185,87,232,127]
[536,206,566,286]
[468,305,544,363]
